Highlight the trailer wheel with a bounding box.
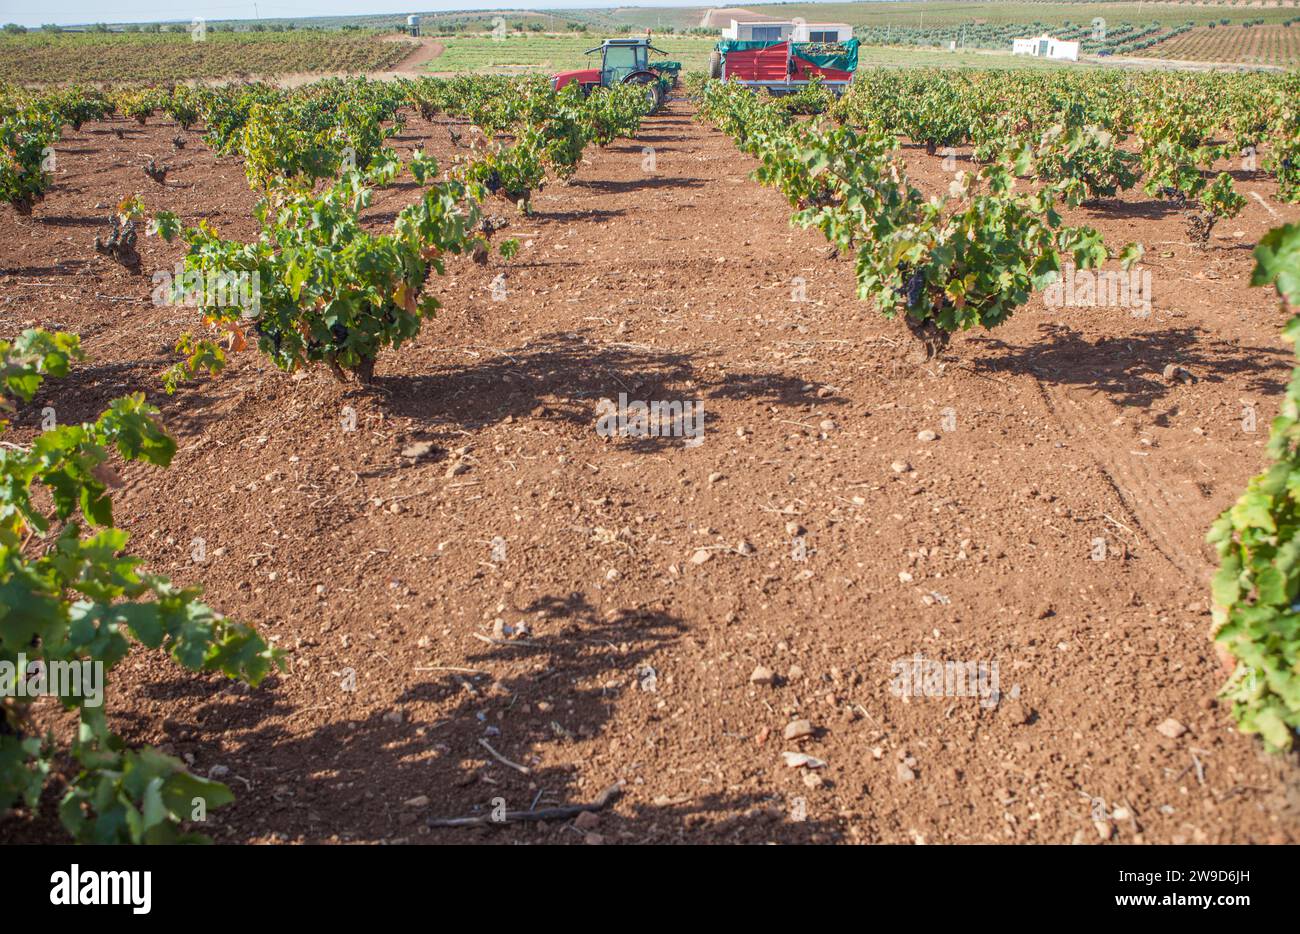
[708,51,722,79]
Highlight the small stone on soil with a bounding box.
[782,752,826,769]
[783,718,815,740]
[400,442,435,460]
[1156,717,1187,739]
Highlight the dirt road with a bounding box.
[383,35,446,72]
[274,36,445,87]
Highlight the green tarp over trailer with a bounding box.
[715,38,860,72]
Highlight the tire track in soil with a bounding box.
[1031,377,1211,583]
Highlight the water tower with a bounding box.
[406,15,420,38]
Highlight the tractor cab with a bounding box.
[599,37,653,84]
[551,37,677,110]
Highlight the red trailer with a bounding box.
[708,38,860,95]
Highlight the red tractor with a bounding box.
[550,37,680,111]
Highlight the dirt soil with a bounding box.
[378,35,446,74]
[275,37,445,87]
[2,96,1300,844]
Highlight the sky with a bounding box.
[0,0,759,29]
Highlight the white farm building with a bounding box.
[720,19,853,43]
[1011,35,1080,61]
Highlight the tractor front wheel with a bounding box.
[623,72,664,112]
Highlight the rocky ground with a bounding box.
[2,95,1298,844]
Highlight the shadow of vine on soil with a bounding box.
[90,592,837,844]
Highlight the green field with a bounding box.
[426,35,1088,74]
[554,6,714,32]
[427,34,719,74]
[858,44,1094,68]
